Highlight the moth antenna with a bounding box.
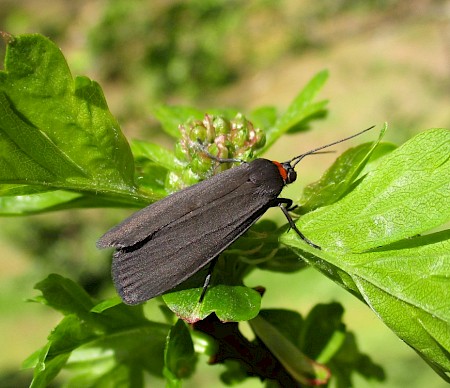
[288,126,375,167]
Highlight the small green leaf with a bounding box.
[257,309,304,345]
[30,350,70,388]
[250,106,278,134]
[330,333,385,385]
[46,315,97,358]
[190,330,218,357]
[286,100,328,134]
[131,140,182,173]
[90,297,123,313]
[33,274,94,317]
[300,303,346,360]
[161,254,261,323]
[276,70,329,132]
[134,161,170,197]
[90,299,150,329]
[66,363,143,388]
[358,142,398,174]
[260,70,329,153]
[35,314,122,381]
[163,284,261,323]
[299,125,386,213]
[163,320,197,386]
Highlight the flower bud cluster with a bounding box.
[168,114,265,190]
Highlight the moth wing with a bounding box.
[97,163,252,249]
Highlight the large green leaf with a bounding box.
[281,128,450,380]
[297,128,449,250]
[0,33,137,210]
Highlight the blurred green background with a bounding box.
[0,0,449,387]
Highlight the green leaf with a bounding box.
[30,346,70,388]
[90,296,123,313]
[26,274,172,387]
[299,125,387,213]
[0,190,152,215]
[0,183,48,196]
[131,139,186,196]
[330,332,385,386]
[276,70,329,132]
[163,284,261,323]
[259,70,329,154]
[65,325,168,379]
[300,303,346,361]
[190,329,218,358]
[249,313,330,385]
[131,140,183,174]
[161,254,261,323]
[257,309,304,345]
[0,33,136,203]
[0,91,85,181]
[281,128,450,379]
[249,106,278,133]
[0,190,80,215]
[33,274,94,317]
[284,100,328,135]
[256,305,385,386]
[133,161,169,197]
[27,315,96,387]
[357,141,398,175]
[65,363,143,388]
[90,300,151,330]
[297,128,450,251]
[163,320,197,386]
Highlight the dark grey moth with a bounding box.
[97,127,373,305]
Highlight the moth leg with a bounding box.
[276,199,321,250]
[204,153,244,164]
[199,256,219,303]
[278,198,298,212]
[195,140,245,164]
